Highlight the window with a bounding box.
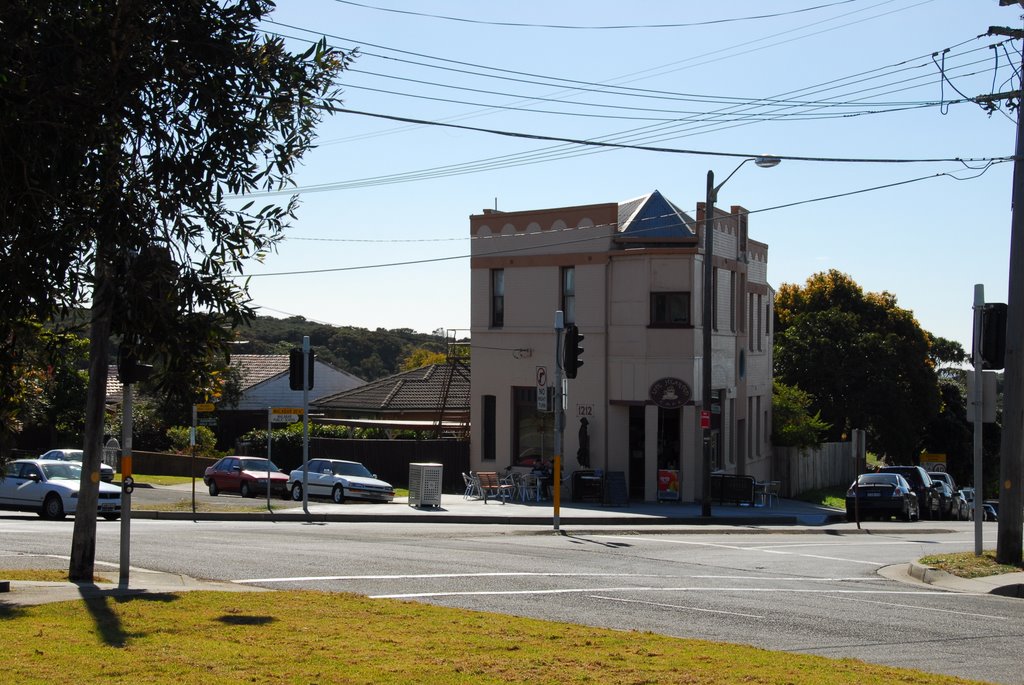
[482,395,496,462]
[513,387,550,467]
[711,268,718,331]
[561,266,575,325]
[650,292,690,326]
[729,271,737,332]
[491,269,504,327]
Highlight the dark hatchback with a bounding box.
[846,472,919,522]
[877,465,940,520]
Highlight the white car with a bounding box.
[0,459,121,520]
[288,458,395,504]
[40,448,116,483]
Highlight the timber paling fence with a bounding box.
[772,429,866,498]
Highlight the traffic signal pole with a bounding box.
[553,311,564,532]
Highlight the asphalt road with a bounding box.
[1,514,1019,684]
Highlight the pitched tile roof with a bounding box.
[231,354,290,390]
[313,363,469,413]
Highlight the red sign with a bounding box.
[700,410,711,429]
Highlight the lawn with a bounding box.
[0,587,993,685]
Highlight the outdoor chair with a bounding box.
[463,472,482,500]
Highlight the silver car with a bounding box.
[40,448,116,483]
[288,458,395,504]
[0,459,121,520]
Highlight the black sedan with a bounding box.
[846,472,919,522]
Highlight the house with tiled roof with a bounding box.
[312,363,469,434]
[106,354,366,446]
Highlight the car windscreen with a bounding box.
[333,462,373,478]
[42,462,82,480]
[859,474,898,486]
[239,459,280,472]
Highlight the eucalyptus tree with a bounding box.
[1,0,352,580]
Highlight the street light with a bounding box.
[701,155,780,518]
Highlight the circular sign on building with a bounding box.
[649,377,692,409]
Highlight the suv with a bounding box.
[878,465,940,519]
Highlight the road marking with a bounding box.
[369,586,970,600]
[234,572,881,585]
[831,594,1011,620]
[600,536,886,566]
[590,595,764,619]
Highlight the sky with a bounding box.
[237,0,1021,353]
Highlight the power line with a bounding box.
[331,0,865,30]
[242,162,1006,278]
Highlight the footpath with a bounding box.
[3,489,1022,605]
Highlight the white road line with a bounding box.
[370,586,966,600]
[599,536,886,566]
[831,594,1010,620]
[590,594,764,619]
[234,572,882,585]
[236,572,672,584]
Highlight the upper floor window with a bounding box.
[491,269,504,327]
[650,292,691,327]
[561,266,575,325]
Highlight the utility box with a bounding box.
[408,463,443,508]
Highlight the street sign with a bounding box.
[700,410,711,429]
[195,403,215,412]
[271,407,304,415]
[270,413,299,424]
[536,366,548,411]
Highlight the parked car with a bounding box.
[0,459,121,520]
[288,458,395,504]
[930,480,956,520]
[877,465,940,519]
[845,472,919,522]
[952,490,970,521]
[203,456,289,498]
[39,448,115,482]
[928,472,967,520]
[960,486,975,504]
[972,502,998,522]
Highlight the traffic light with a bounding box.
[978,303,1007,370]
[289,347,315,390]
[117,344,154,384]
[563,324,584,379]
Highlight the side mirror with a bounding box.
[28,473,41,482]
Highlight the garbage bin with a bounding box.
[408,462,443,508]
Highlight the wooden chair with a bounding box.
[476,471,514,504]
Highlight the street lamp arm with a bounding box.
[711,156,780,201]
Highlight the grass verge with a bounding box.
[792,486,845,510]
[918,550,1024,579]
[0,587,992,685]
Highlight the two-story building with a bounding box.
[469,190,774,502]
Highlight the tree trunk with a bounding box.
[68,273,114,582]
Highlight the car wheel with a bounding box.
[332,485,345,504]
[291,483,303,501]
[208,480,219,497]
[41,493,65,520]
[240,482,253,498]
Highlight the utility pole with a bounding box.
[987,20,1023,564]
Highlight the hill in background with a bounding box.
[232,315,447,381]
